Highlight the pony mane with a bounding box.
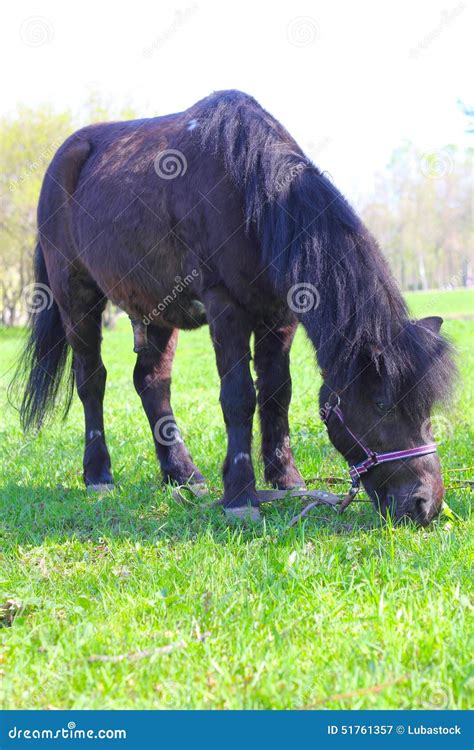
[196,90,456,408]
[383,320,456,417]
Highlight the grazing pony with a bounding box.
[12,90,455,524]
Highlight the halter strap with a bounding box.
[320,397,437,490]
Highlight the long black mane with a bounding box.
[198,90,455,412]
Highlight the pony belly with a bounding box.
[149,298,208,330]
[102,266,207,331]
[130,297,207,352]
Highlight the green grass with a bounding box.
[405,287,474,319]
[0,290,472,710]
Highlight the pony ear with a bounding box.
[417,316,444,334]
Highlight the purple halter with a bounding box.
[320,395,437,493]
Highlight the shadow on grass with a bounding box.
[0,479,391,546]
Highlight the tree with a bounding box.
[0,106,73,324]
[361,142,473,290]
[0,95,138,325]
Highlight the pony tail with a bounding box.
[8,242,74,431]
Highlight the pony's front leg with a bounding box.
[254,320,305,490]
[204,286,260,521]
[133,326,205,488]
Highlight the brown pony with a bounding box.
[12,90,455,524]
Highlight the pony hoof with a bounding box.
[224,506,262,523]
[188,482,209,497]
[171,483,210,503]
[87,483,115,493]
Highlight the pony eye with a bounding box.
[375,401,390,412]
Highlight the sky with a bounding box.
[3,0,472,202]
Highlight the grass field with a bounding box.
[0,289,472,710]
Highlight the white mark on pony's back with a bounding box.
[234,453,250,465]
[88,430,102,440]
[187,119,199,131]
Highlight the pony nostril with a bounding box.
[415,497,426,514]
[412,496,432,524]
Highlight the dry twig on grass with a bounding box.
[88,640,186,663]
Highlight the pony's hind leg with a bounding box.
[133,326,205,488]
[254,320,305,490]
[62,286,113,491]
